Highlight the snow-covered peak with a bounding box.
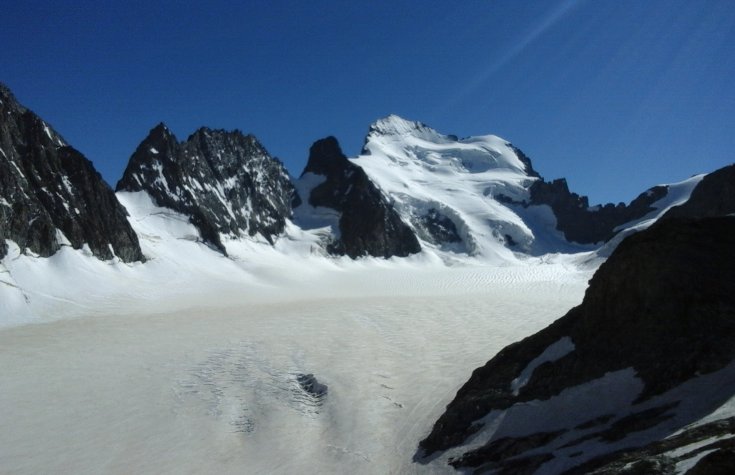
[352,116,556,262]
[364,115,446,144]
[362,115,530,175]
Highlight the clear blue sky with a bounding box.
[3,0,733,204]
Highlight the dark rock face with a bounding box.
[507,144,541,178]
[117,124,296,254]
[0,83,144,262]
[565,417,735,474]
[296,373,328,399]
[299,137,421,258]
[685,444,735,475]
[529,177,668,244]
[419,216,735,473]
[413,208,461,245]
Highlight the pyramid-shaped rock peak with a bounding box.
[296,136,420,258]
[117,124,297,254]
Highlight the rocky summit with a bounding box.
[0,83,143,262]
[296,136,421,258]
[116,124,297,255]
[419,216,735,474]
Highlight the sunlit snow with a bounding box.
[0,116,716,473]
[0,190,596,474]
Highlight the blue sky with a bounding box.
[3,0,734,204]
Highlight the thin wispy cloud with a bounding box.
[436,0,581,115]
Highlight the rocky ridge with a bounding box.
[419,216,735,474]
[116,124,297,255]
[0,83,144,262]
[528,178,669,244]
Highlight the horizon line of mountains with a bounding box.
[1,82,733,264]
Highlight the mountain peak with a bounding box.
[302,136,347,177]
[117,124,296,253]
[149,122,174,139]
[0,83,144,262]
[295,136,421,258]
[367,114,439,139]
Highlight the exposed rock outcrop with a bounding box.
[297,136,421,258]
[419,216,735,473]
[296,373,328,399]
[116,124,296,254]
[0,83,144,262]
[528,177,668,244]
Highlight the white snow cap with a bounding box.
[366,114,448,143]
[352,114,563,260]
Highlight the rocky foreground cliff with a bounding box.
[419,216,735,474]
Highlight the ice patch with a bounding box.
[54,229,72,247]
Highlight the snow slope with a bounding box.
[0,189,590,328]
[0,247,591,474]
[5,199,734,474]
[352,115,593,262]
[595,173,705,257]
[0,188,598,474]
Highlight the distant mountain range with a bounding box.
[1,83,727,265]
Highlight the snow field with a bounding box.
[0,186,600,473]
[0,272,589,474]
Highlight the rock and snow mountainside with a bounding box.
[352,115,545,260]
[528,179,670,244]
[419,216,735,474]
[0,82,714,267]
[661,163,735,220]
[294,136,420,258]
[116,124,296,254]
[0,83,143,262]
[346,115,686,262]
